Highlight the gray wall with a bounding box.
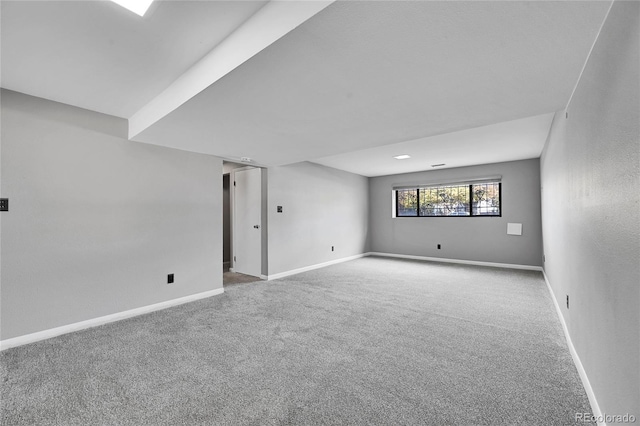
[540,1,639,417]
[370,159,542,267]
[267,162,369,276]
[0,90,223,340]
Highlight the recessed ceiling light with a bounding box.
[111,0,154,17]
[431,163,446,167]
[394,155,411,160]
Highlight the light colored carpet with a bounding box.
[1,257,593,425]
[223,271,262,286]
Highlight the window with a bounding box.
[395,181,501,217]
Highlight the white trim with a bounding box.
[368,252,542,271]
[231,166,263,278]
[542,270,605,426]
[266,253,369,280]
[266,252,543,281]
[0,288,224,352]
[230,165,259,173]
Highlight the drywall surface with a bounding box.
[0,90,222,340]
[540,1,639,417]
[222,161,248,174]
[267,162,369,275]
[370,159,542,267]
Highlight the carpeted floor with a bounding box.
[223,271,262,286]
[1,257,593,425]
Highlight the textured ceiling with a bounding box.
[132,1,610,170]
[0,0,268,117]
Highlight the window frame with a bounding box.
[394,181,502,218]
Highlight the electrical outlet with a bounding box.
[168,274,174,284]
[437,244,441,250]
[0,198,8,212]
[566,295,569,309]
[331,246,334,251]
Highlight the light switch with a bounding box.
[507,223,522,236]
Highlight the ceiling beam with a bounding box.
[128,0,334,139]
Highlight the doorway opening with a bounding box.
[222,161,265,286]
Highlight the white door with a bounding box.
[233,168,262,277]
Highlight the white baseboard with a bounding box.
[266,253,369,280]
[542,270,604,426]
[267,252,541,281]
[0,288,225,352]
[368,252,543,271]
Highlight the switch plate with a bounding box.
[0,198,8,211]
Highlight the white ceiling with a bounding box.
[312,113,556,177]
[0,0,268,117]
[1,1,612,177]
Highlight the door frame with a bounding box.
[229,166,264,278]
